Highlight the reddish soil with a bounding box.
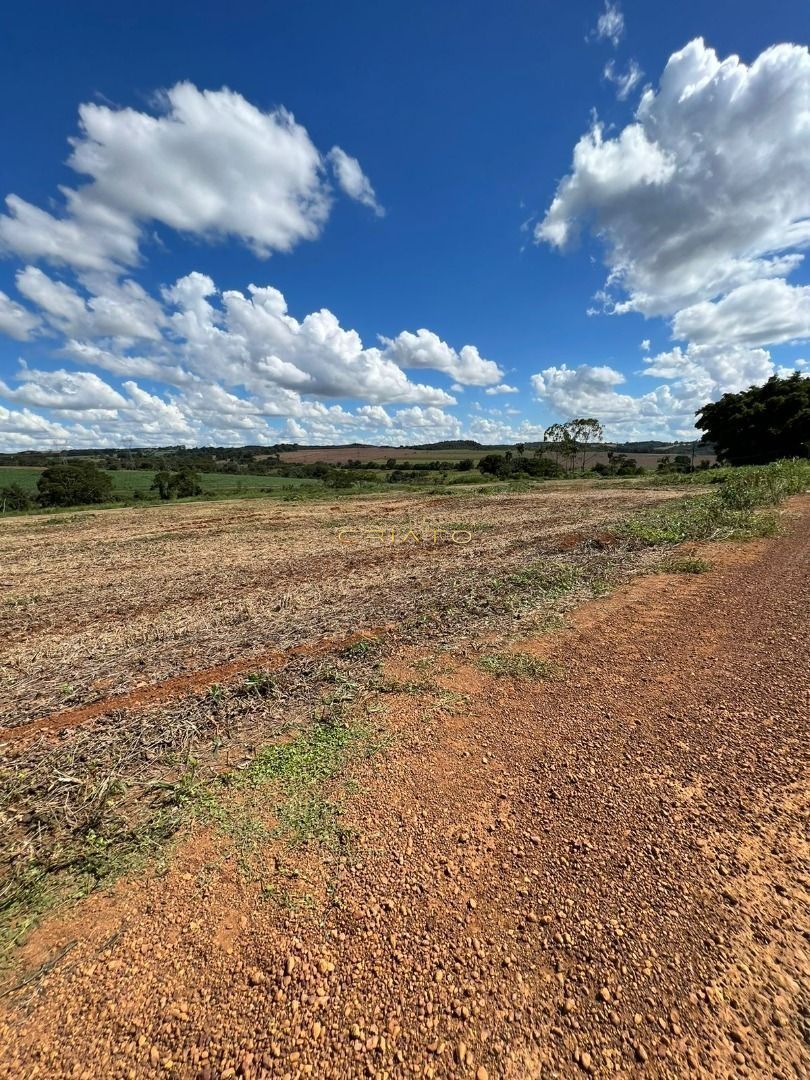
[5,626,392,744]
[0,506,807,1079]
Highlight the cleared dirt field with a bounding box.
[0,486,807,1079]
[0,484,683,730]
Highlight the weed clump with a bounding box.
[661,556,712,574]
[623,460,809,545]
[478,652,563,680]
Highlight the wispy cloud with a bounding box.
[604,58,644,100]
[593,2,625,48]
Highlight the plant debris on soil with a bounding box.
[0,486,687,727]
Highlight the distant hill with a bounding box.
[0,437,715,467]
[410,440,484,450]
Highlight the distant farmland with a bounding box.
[278,446,717,468]
[0,466,319,497]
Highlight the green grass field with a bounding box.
[0,467,42,492]
[0,466,319,498]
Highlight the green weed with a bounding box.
[478,652,563,680]
[661,556,712,574]
[620,464,799,545]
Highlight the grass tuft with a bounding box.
[661,556,712,574]
[192,717,387,853]
[478,652,563,680]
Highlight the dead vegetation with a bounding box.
[0,486,686,726]
[1,480,796,965]
[0,479,808,1080]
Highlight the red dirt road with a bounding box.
[1,506,808,1078]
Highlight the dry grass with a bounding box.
[0,487,686,727]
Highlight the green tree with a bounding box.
[478,453,506,476]
[543,423,578,474]
[567,417,605,471]
[37,461,113,507]
[524,455,564,478]
[170,468,202,498]
[150,470,173,500]
[0,483,33,511]
[696,372,810,464]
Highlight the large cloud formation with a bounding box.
[0,83,382,271]
[538,39,810,320]
[0,266,504,447]
[533,38,810,438]
[0,83,505,449]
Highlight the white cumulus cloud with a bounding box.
[0,83,382,272]
[0,289,40,341]
[672,280,810,348]
[535,37,810,435]
[538,39,810,319]
[484,384,519,395]
[0,268,512,447]
[380,328,502,387]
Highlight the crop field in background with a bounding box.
[278,447,717,467]
[0,465,319,497]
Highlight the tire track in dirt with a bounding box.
[1,625,394,744]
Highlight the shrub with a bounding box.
[478,652,563,679]
[660,556,712,574]
[150,468,202,500]
[0,483,33,511]
[715,459,810,510]
[171,468,202,498]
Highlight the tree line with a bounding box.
[1,373,806,511]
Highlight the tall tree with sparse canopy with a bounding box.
[696,372,810,465]
[544,418,604,473]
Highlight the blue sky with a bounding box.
[0,0,808,449]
